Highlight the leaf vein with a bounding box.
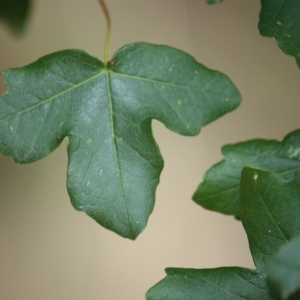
[0,72,104,124]
[106,72,133,235]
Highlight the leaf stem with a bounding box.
[98,0,111,64]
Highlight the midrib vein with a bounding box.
[0,71,104,123]
[105,71,133,234]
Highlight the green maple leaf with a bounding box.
[146,168,300,299]
[193,129,300,218]
[0,43,241,239]
[259,0,300,68]
[205,0,223,4]
[240,168,300,273]
[146,268,272,300]
[0,0,31,34]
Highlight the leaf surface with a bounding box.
[146,267,272,300]
[0,43,241,239]
[0,0,31,34]
[259,0,300,68]
[193,130,300,217]
[240,167,300,272]
[266,235,300,299]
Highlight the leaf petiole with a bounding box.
[98,0,111,64]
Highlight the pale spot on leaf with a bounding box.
[253,172,258,182]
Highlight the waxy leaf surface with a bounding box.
[146,267,272,300]
[0,0,30,34]
[147,168,299,299]
[193,130,300,218]
[240,167,300,272]
[259,0,300,68]
[0,43,241,239]
[266,235,300,299]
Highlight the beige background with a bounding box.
[0,0,300,299]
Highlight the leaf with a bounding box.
[0,0,31,34]
[193,129,300,218]
[0,43,241,239]
[266,235,300,299]
[287,290,300,300]
[147,168,299,299]
[240,167,300,272]
[259,0,300,68]
[205,0,223,4]
[146,267,273,300]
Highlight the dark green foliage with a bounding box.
[266,235,300,299]
[146,267,272,300]
[147,168,300,299]
[240,168,300,272]
[0,0,31,34]
[193,130,300,218]
[259,0,300,68]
